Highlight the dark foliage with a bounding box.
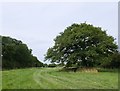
[2,36,44,70]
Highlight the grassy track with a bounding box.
[2,67,118,89]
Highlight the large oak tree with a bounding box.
[45,23,118,68]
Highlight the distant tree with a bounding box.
[43,64,48,67]
[45,23,118,68]
[48,63,57,67]
[2,36,44,69]
[32,56,44,67]
[102,52,120,68]
[111,52,120,68]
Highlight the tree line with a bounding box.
[1,23,120,70]
[2,36,44,70]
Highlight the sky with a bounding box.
[0,2,118,63]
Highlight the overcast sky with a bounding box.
[1,2,118,63]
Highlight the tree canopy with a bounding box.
[45,23,118,68]
[2,36,44,69]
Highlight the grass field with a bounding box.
[2,67,118,89]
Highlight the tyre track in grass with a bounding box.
[33,68,99,89]
[45,71,105,89]
[33,68,118,89]
[33,68,77,89]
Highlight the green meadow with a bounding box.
[2,67,118,89]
